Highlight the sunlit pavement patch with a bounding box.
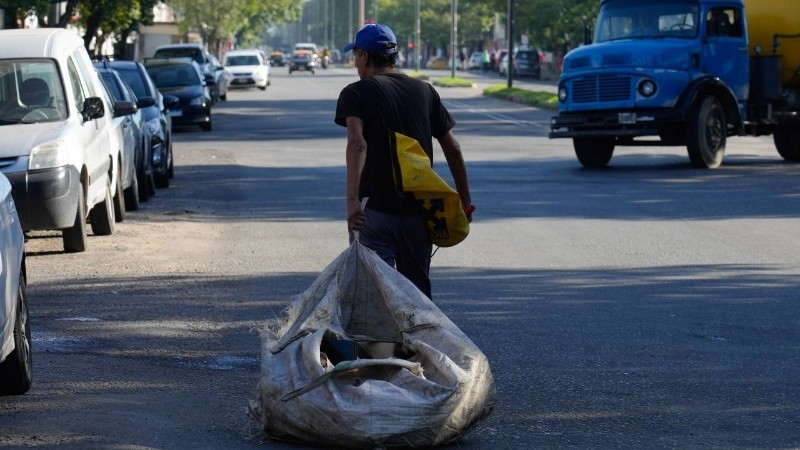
[177,355,259,371]
[32,330,94,353]
[57,317,102,322]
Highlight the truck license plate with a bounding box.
[618,112,636,124]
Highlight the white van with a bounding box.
[0,28,122,252]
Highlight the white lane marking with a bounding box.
[444,99,549,129]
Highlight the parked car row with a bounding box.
[0,30,202,395]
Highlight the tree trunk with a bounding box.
[56,0,81,28]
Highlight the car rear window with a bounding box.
[146,64,201,88]
[154,48,204,65]
[114,67,148,99]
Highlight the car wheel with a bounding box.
[62,184,87,253]
[0,268,32,396]
[89,179,115,236]
[124,170,140,211]
[137,170,150,202]
[167,147,175,179]
[147,173,157,197]
[201,121,212,132]
[113,166,126,222]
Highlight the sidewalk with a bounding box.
[424,67,558,94]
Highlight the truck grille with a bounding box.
[571,74,631,103]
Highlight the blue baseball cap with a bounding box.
[343,24,398,55]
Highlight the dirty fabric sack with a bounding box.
[250,241,496,448]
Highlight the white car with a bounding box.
[0,28,121,252]
[468,51,483,70]
[0,173,31,395]
[223,49,271,90]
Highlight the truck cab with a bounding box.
[549,0,800,168]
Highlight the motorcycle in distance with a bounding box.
[320,48,331,69]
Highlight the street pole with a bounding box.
[451,0,458,78]
[415,0,421,71]
[507,0,514,88]
[359,0,365,26]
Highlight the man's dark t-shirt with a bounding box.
[335,73,455,214]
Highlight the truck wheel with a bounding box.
[773,130,800,162]
[574,137,615,168]
[686,96,726,168]
[63,185,87,253]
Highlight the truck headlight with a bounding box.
[558,86,568,102]
[29,140,69,170]
[637,79,657,97]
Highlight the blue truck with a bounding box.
[549,0,800,168]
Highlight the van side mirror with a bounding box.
[83,97,104,121]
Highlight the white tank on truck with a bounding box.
[549,0,800,168]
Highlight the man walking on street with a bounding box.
[334,23,473,299]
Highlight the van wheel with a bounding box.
[687,95,726,168]
[63,185,87,253]
[574,137,615,168]
[113,168,126,222]
[774,130,800,161]
[90,180,115,236]
[0,269,32,396]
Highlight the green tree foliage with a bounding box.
[77,0,161,55]
[373,0,598,53]
[1,0,55,28]
[168,0,301,54]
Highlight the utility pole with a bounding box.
[451,0,458,78]
[359,0,365,26]
[507,0,514,88]
[415,0,421,71]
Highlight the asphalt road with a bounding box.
[1,65,799,449]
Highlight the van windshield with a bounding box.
[596,0,699,42]
[0,59,68,125]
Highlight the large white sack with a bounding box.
[250,241,496,448]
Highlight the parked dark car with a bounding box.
[145,58,213,132]
[95,61,147,210]
[151,43,229,103]
[513,49,542,79]
[106,60,176,192]
[289,50,316,74]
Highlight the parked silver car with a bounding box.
[0,173,31,395]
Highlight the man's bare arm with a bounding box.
[346,116,367,229]
[437,130,472,210]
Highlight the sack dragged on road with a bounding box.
[250,241,496,448]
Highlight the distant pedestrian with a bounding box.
[481,50,490,71]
